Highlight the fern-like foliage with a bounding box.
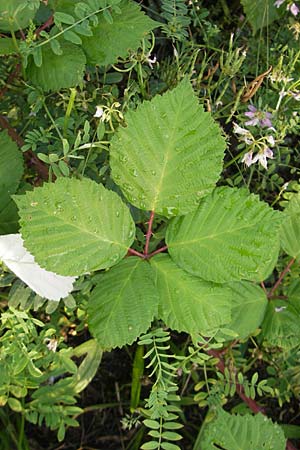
[161,0,191,41]
[139,329,183,450]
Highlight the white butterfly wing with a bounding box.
[0,234,76,301]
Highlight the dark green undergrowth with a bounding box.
[0,1,300,449]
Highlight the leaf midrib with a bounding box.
[151,95,184,212]
[169,221,263,248]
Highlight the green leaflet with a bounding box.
[0,0,39,32]
[26,41,86,92]
[241,0,280,34]
[0,131,23,235]
[88,257,158,349]
[199,408,286,450]
[166,186,282,283]
[110,78,226,217]
[81,0,159,66]
[280,193,300,259]
[261,299,300,349]
[150,254,231,335]
[218,281,268,339]
[14,178,135,276]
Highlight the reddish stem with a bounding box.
[35,15,54,37]
[127,248,145,258]
[208,349,265,414]
[268,258,296,299]
[260,281,268,296]
[147,245,168,258]
[144,211,155,256]
[207,349,298,450]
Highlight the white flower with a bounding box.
[266,135,275,146]
[94,106,104,118]
[0,234,76,301]
[252,147,274,170]
[241,151,253,167]
[45,338,58,352]
[233,122,254,144]
[233,122,249,135]
[146,54,157,69]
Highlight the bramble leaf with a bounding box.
[200,408,286,450]
[261,299,300,349]
[166,186,282,282]
[280,193,300,259]
[88,257,158,349]
[241,0,279,34]
[111,78,226,217]
[81,0,159,66]
[0,130,24,198]
[26,41,86,91]
[0,131,23,235]
[14,178,135,276]
[0,0,39,32]
[219,281,267,339]
[0,37,16,55]
[150,254,231,335]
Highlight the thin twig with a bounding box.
[127,248,145,258]
[147,245,168,258]
[35,15,54,37]
[268,258,296,298]
[260,281,268,296]
[144,210,155,256]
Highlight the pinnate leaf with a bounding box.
[14,178,135,276]
[167,187,282,282]
[150,254,231,335]
[88,257,158,349]
[111,78,226,217]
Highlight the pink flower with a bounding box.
[290,3,300,15]
[244,105,273,128]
